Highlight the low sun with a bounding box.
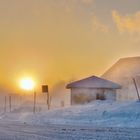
[20,78,35,90]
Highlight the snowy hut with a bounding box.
[66,76,121,105]
[102,56,140,101]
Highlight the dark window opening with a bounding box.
[96,93,105,100]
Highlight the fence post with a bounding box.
[4,96,6,113]
[133,78,140,100]
[33,91,36,113]
[9,95,11,112]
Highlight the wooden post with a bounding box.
[42,85,50,110]
[49,95,52,109]
[47,92,50,110]
[4,96,6,113]
[61,101,65,107]
[71,92,72,105]
[33,91,36,113]
[133,78,140,100]
[9,95,11,112]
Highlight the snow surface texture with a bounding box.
[2,100,140,128]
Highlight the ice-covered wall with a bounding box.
[104,89,116,100]
[70,88,116,105]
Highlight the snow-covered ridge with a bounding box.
[1,100,140,128]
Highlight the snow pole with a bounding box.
[133,78,140,101]
[33,90,36,114]
[47,92,50,110]
[4,96,6,113]
[9,95,11,112]
[42,85,50,110]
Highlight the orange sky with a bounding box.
[1,0,140,92]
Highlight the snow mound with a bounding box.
[2,100,140,128]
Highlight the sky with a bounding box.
[1,0,140,92]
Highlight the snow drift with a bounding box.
[1,100,140,128]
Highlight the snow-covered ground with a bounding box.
[2,100,140,128]
[0,100,140,139]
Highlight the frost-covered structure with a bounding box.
[66,76,121,105]
[102,56,140,101]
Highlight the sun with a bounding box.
[20,78,35,90]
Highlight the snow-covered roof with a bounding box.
[102,56,140,81]
[66,76,121,89]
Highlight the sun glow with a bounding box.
[20,78,35,90]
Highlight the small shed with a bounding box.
[66,76,121,105]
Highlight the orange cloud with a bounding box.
[92,15,109,33]
[112,10,140,33]
[82,0,94,4]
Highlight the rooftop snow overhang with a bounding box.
[66,76,122,89]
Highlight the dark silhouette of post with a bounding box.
[33,91,36,113]
[133,78,140,100]
[9,95,11,112]
[61,101,65,107]
[42,85,50,110]
[47,93,50,110]
[4,96,6,113]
